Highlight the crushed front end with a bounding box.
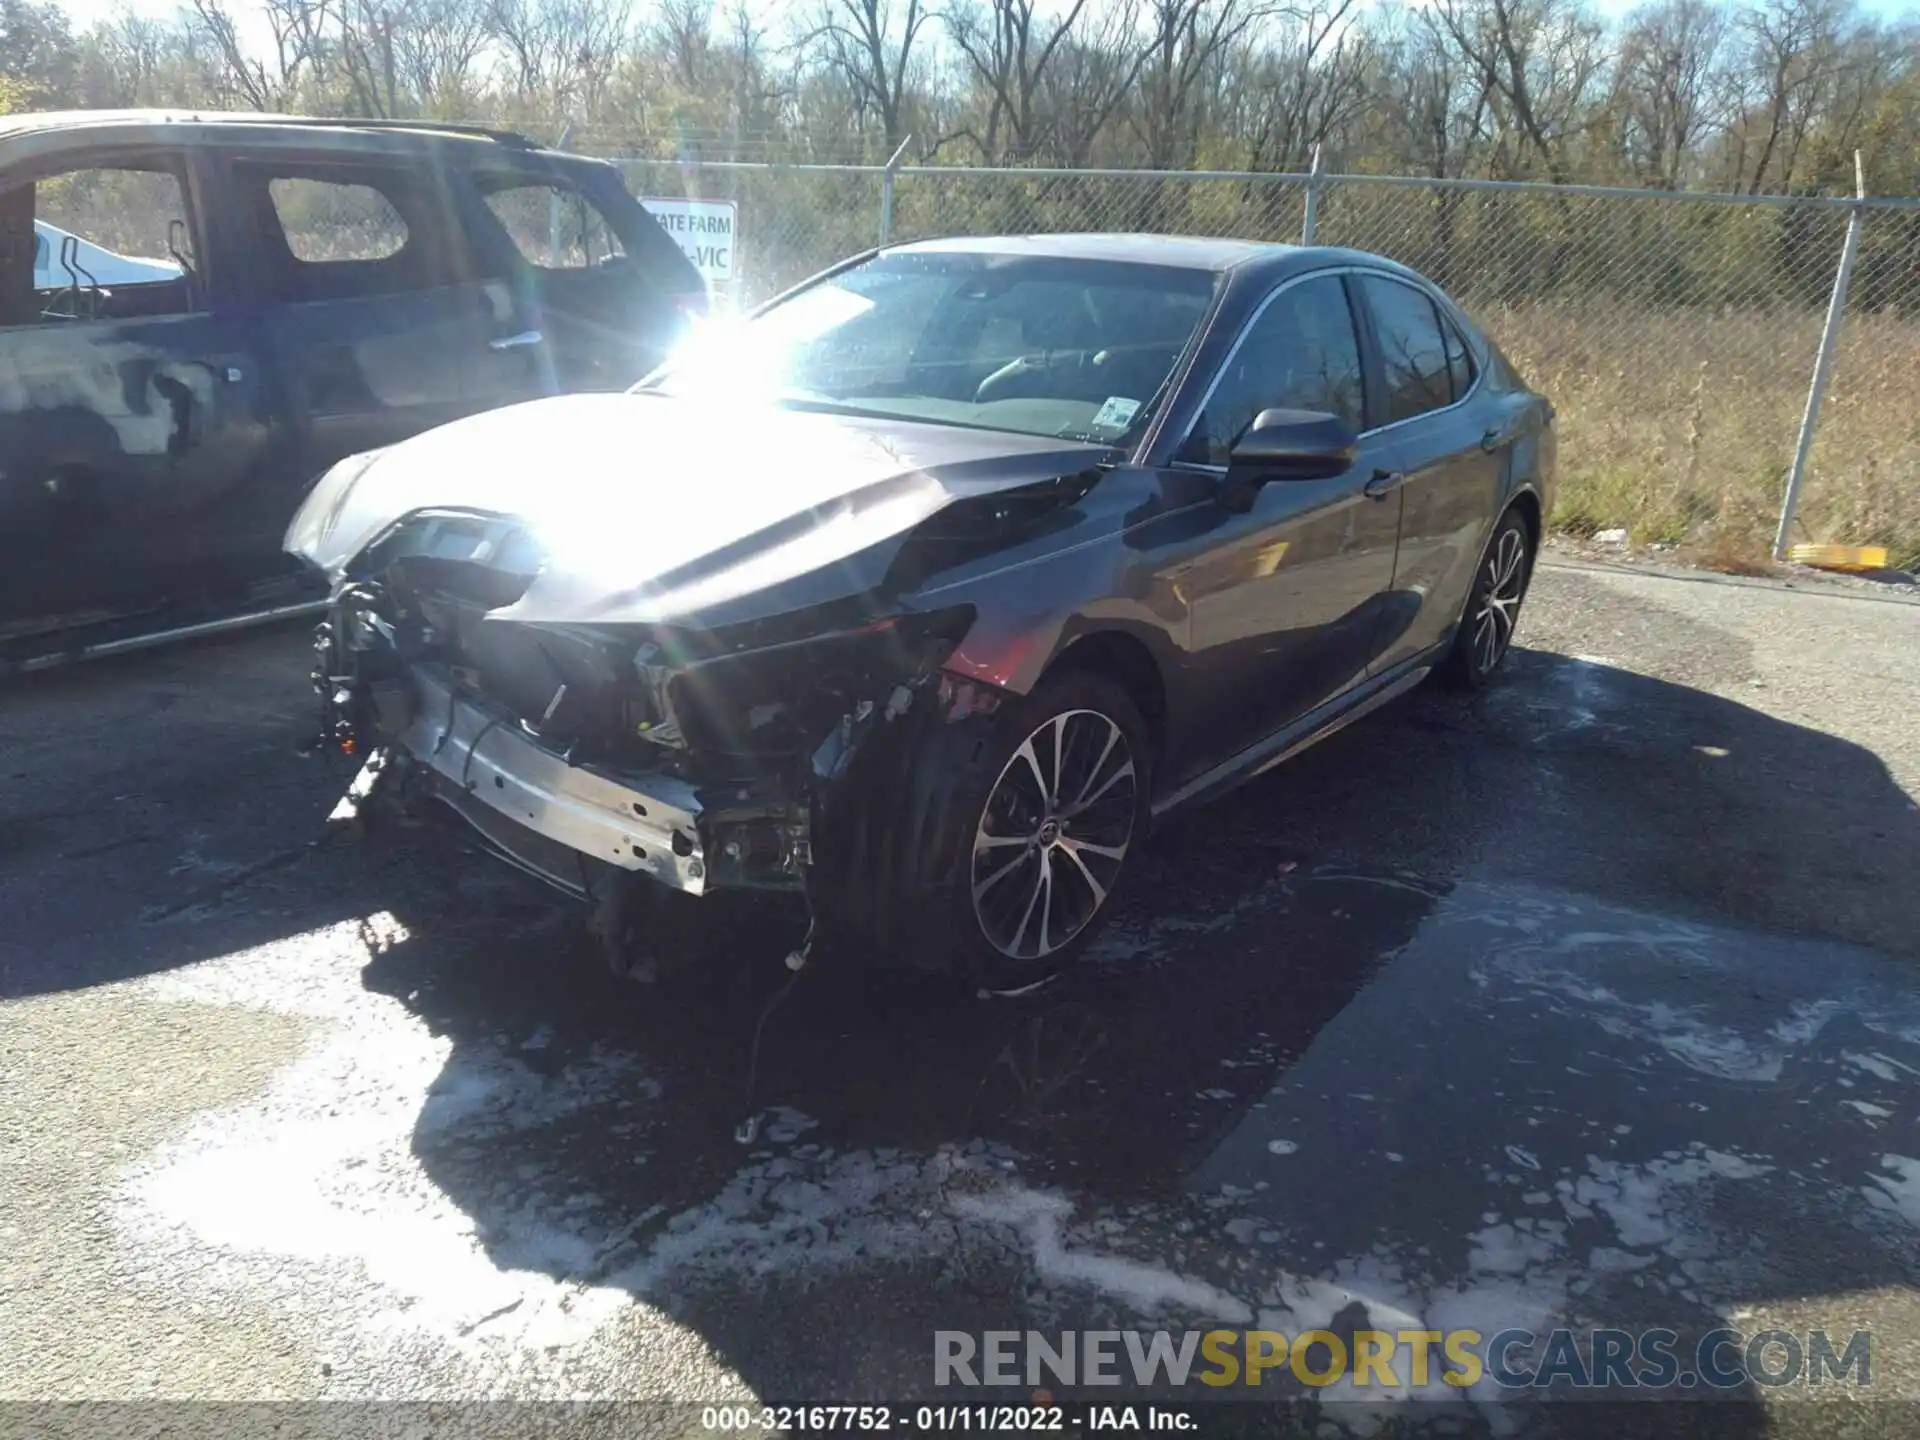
[310,509,981,957]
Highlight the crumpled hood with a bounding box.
[286,392,1111,625]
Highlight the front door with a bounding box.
[0,151,275,627]
[1166,271,1404,764]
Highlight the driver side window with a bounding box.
[3,161,198,328]
[1180,274,1363,466]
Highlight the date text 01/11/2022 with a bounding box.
[698,1406,1197,1431]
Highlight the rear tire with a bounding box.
[1439,508,1534,690]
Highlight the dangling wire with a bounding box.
[736,916,816,1144]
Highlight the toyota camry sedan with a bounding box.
[288,233,1555,994]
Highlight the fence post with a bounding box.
[1301,143,1323,246]
[878,135,912,247]
[1774,151,1866,560]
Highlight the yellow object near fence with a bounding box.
[1786,543,1892,573]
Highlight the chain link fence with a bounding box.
[618,157,1920,568]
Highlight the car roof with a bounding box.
[881,233,1429,288]
[888,233,1292,271]
[0,109,564,163]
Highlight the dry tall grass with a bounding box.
[1486,299,1920,572]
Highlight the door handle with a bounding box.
[1482,424,1518,452]
[1364,469,1405,500]
[489,329,543,351]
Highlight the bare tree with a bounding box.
[79,11,171,106]
[1130,0,1267,170]
[803,0,933,150]
[721,1,787,135]
[1614,0,1733,187]
[393,0,491,111]
[1036,4,1148,166]
[1426,0,1610,181]
[943,0,1093,162]
[337,0,406,115]
[655,0,712,88]
[1370,10,1496,180]
[1222,0,1374,172]
[1729,0,1853,193]
[489,0,632,115]
[189,0,329,110]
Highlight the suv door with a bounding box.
[1352,272,1506,671]
[461,162,703,402]
[1163,271,1404,763]
[0,149,276,628]
[225,156,502,496]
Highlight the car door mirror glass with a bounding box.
[1227,407,1358,482]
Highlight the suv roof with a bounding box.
[0,109,562,164]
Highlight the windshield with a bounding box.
[638,251,1221,445]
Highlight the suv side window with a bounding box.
[267,177,409,263]
[1180,273,1364,466]
[477,180,626,270]
[234,161,454,303]
[2,161,198,328]
[1357,274,1453,424]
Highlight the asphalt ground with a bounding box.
[3,554,1918,1439]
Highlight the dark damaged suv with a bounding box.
[293,235,1555,993]
[0,110,704,652]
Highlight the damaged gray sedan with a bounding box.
[288,234,1555,993]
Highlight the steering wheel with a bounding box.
[974,350,1087,405]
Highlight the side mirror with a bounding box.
[1227,407,1358,483]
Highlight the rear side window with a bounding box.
[1440,310,1477,401]
[1358,274,1453,424]
[268,178,408,262]
[237,162,455,303]
[479,181,625,270]
[1182,273,1365,465]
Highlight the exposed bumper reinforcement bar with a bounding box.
[397,668,710,895]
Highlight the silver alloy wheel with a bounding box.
[1471,526,1528,674]
[971,708,1138,961]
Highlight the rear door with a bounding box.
[1353,272,1507,671]
[0,148,276,626]
[459,161,702,402]
[225,156,500,497]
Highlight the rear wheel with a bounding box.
[1440,508,1534,689]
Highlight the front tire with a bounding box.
[824,668,1150,996]
[959,672,1151,995]
[1440,508,1534,690]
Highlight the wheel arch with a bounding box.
[1041,626,1169,764]
[1507,485,1543,552]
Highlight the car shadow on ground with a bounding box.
[321,648,1920,1435]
